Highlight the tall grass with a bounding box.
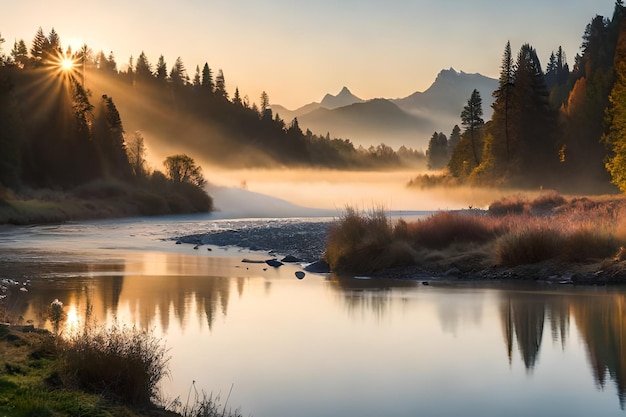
[326,193,626,275]
[61,322,169,406]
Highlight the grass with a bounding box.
[61,322,169,406]
[325,192,626,278]
[0,315,243,417]
[0,178,213,225]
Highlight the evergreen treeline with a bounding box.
[0,29,213,218]
[422,1,626,193]
[0,26,426,203]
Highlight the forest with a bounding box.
[0,27,425,201]
[1,1,626,211]
[419,1,626,194]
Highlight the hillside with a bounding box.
[299,99,434,148]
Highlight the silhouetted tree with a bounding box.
[232,87,242,106]
[192,65,201,86]
[214,69,227,98]
[155,55,167,81]
[201,63,213,91]
[427,132,448,170]
[163,154,206,187]
[448,125,461,157]
[170,56,188,86]
[460,89,484,166]
[126,131,147,178]
[30,27,48,66]
[10,40,28,68]
[135,51,152,81]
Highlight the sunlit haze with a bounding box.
[3,0,615,109]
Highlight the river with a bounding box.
[1,211,626,416]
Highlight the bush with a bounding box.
[496,226,564,266]
[560,228,621,262]
[407,211,502,249]
[529,191,566,213]
[61,323,169,405]
[325,207,396,274]
[488,195,527,216]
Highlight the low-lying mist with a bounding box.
[202,168,525,213]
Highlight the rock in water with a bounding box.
[295,271,306,280]
[282,255,303,263]
[304,259,331,273]
[266,259,284,268]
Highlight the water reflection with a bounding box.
[571,293,626,408]
[6,252,626,410]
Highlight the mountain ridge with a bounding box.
[271,68,498,149]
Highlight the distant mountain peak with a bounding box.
[321,87,363,110]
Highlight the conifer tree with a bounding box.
[30,27,48,66]
[135,51,153,81]
[156,55,167,81]
[170,57,188,85]
[460,89,484,166]
[193,65,201,86]
[215,69,227,98]
[10,40,28,68]
[201,63,213,91]
[603,16,626,191]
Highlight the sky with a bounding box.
[1,0,617,109]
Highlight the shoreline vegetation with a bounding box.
[324,192,626,285]
[0,318,243,417]
[0,177,213,225]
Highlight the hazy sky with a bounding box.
[1,0,617,109]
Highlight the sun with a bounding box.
[60,57,74,71]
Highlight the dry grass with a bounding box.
[61,321,169,406]
[326,193,626,275]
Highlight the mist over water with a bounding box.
[204,168,514,213]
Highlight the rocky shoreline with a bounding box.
[174,218,626,285]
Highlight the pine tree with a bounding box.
[491,41,514,164]
[603,17,626,191]
[193,65,201,86]
[30,27,48,66]
[447,125,461,157]
[170,57,188,85]
[201,63,213,91]
[232,87,242,105]
[426,131,448,170]
[460,89,484,166]
[156,55,167,81]
[215,69,227,98]
[10,40,28,68]
[135,51,153,81]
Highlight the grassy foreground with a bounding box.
[325,192,626,283]
[0,320,243,417]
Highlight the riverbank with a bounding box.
[0,179,213,225]
[322,193,626,284]
[0,323,175,416]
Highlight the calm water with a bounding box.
[1,214,626,416]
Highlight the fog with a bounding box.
[203,168,519,213]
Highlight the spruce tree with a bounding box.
[460,89,484,166]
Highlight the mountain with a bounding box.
[299,98,434,148]
[272,68,498,149]
[320,87,364,109]
[270,102,322,123]
[394,68,498,126]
